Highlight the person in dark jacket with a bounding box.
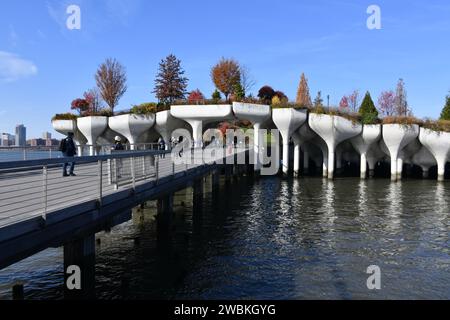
[60,132,77,177]
[113,136,125,151]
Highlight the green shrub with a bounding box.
[52,113,78,121]
[130,103,158,114]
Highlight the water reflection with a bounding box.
[0,177,448,299]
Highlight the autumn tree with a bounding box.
[240,65,256,95]
[95,58,127,114]
[394,78,409,116]
[296,73,312,107]
[359,91,379,124]
[84,88,103,114]
[71,98,90,115]
[378,90,395,116]
[153,54,188,105]
[211,58,241,100]
[440,93,450,120]
[339,96,349,109]
[348,90,360,112]
[257,86,275,104]
[188,89,205,104]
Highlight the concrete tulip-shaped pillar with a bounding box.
[309,114,362,179]
[232,102,271,171]
[272,108,308,175]
[154,110,186,150]
[77,116,108,156]
[109,114,155,150]
[350,124,382,179]
[293,124,317,176]
[382,124,419,181]
[412,146,437,178]
[419,128,450,181]
[398,139,421,179]
[52,119,87,155]
[171,105,233,148]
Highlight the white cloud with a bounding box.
[0,51,38,83]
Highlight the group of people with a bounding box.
[59,132,184,177]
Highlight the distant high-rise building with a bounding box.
[43,132,52,140]
[15,125,26,147]
[1,133,12,147]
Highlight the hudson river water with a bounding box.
[0,176,449,299]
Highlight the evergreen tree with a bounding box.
[296,73,312,107]
[359,91,379,124]
[440,93,450,120]
[313,91,324,108]
[212,89,221,103]
[232,82,245,101]
[153,54,188,105]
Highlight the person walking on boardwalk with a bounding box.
[113,136,125,151]
[112,136,125,179]
[60,132,77,177]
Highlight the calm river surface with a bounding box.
[0,177,449,299]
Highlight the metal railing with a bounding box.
[0,146,247,230]
[0,146,61,162]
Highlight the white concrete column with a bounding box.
[328,151,335,179]
[391,152,398,181]
[293,142,300,177]
[360,153,367,179]
[422,167,429,179]
[282,143,289,175]
[437,160,445,181]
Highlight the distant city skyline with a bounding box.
[1,0,450,138]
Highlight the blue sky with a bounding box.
[0,0,450,138]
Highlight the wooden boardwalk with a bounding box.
[0,149,246,269]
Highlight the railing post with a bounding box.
[98,160,103,206]
[172,153,175,177]
[42,165,48,221]
[155,156,159,183]
[23,149,26,161]
[131,157,136,190]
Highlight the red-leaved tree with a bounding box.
[377,90,395,116]
[188,89,205,104]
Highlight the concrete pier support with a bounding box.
[157,194,174,234]
[360,153,367,179]
[193,178,204,232]
[64,234,95,299]
[327,152,335,179]
[303,150,309,175]
[422,169,429,179]
[293,143,300,177]
[437,161,445,182]
[211,170,220,189]
[225,165,233,183]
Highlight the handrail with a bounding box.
[0,149,172,170]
